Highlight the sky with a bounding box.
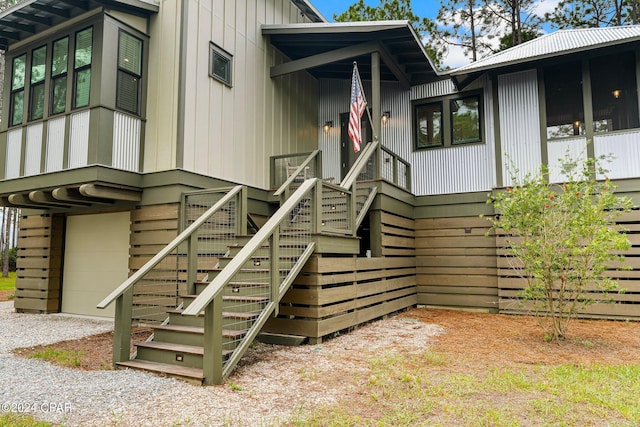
[312,0,561,69]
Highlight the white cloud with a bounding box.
[533,0,562,17]
[442,44,472,69]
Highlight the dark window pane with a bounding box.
[29,83,45,120]
[52,37,69,76]
[75,27,93,69]
[51,76,67,115]
[545,62,584,139]
[118,32,142,75]
[31,46,46,84]
[12,54,26,90]
[209,44,232,85]
[590,52,639,133]
[451,96,481,144]
[116,70,139,113]
[415,103,442,148]
[74,68,91,108]
[11,91,24,126]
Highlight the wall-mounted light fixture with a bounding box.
[612,89,621,99]
[381,111,391,125]
[323,121,333,133]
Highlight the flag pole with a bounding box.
[353,61,377,141]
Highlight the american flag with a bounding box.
[348,64,367,153]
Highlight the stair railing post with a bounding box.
[187,233,198,295]
[393,156,399,186]
[238,186,248,236]
[270,229,280,316]
[314,181,322,233]
[112,288,133,365]
[350,181,358,236]
[203,294,223,385]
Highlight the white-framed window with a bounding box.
[209,42,232,87]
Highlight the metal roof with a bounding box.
[290,0,325,23]
[263,21,442,86]
[0,0,158,49]
[450,26,640,87]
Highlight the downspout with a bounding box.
[176,0,188,168]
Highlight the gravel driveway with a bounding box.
[0,301,442,426]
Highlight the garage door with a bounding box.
[61,212,130,317]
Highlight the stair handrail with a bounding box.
[340,140,379,190]
[273,149,321,197]
[96,185,245,310]
[380,145,412,191]
[182,178,319,317]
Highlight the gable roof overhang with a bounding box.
[0,0,158,50]
[449,26,640,90]
[289,0,325,23]
[263,21,443,88]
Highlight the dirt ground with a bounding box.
[11,306,640,373]
[0,290,13,301]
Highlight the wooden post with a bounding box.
[238,186,248,236]
[270,230,280,316]
[371,51,382,180]
[203,294,223,385]
[187,233,197,295]
[112,289,133,365]
[370,210,383,257]
[314,182,323,233]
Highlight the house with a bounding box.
[1,0,638,384]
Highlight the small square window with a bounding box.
[209,43,232,86]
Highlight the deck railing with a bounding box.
[97,185,247,363]
[270,150,322,193]
[182,179,319,384]
[380,145,412,192]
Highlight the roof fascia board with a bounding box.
[263,20,410,35]
[270,40,379,78]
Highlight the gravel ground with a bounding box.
[0,301,443,426]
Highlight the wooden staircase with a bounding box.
[117,237,309,384]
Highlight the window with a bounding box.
[50,37,69,115]
[590,52,639,133]
[9,54,26,126]
[414,92,483,149]
[116,31,143,114]
[415,102,443,148]
[73,27,93,109]
[451,95,481,144]
[209,42,232,86]
[545,62,584,139]
[29,45,46,121]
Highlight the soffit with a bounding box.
[0,0,157,49]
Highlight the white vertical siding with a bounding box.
[547,137,588,182]
[594,130,640,179]
[45,117,66,172]
[318,76,496,196]
[24,123,43,176]
[498,70,541,187]
[113,112,141,172]
[175,0,317,189]
[5,128,23,179]
[68,110,90,168]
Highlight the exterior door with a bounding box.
[340,112,373,180]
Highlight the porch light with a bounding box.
[381,111,391,124]
[612,89,621,99]
[323,121,333,133]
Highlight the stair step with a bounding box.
[117,360,204,384]
[137,341,204,355]
[223,295,269,303]
[154,324,203,335]
[223,311,259,320]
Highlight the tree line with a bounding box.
[334,0,640,67]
